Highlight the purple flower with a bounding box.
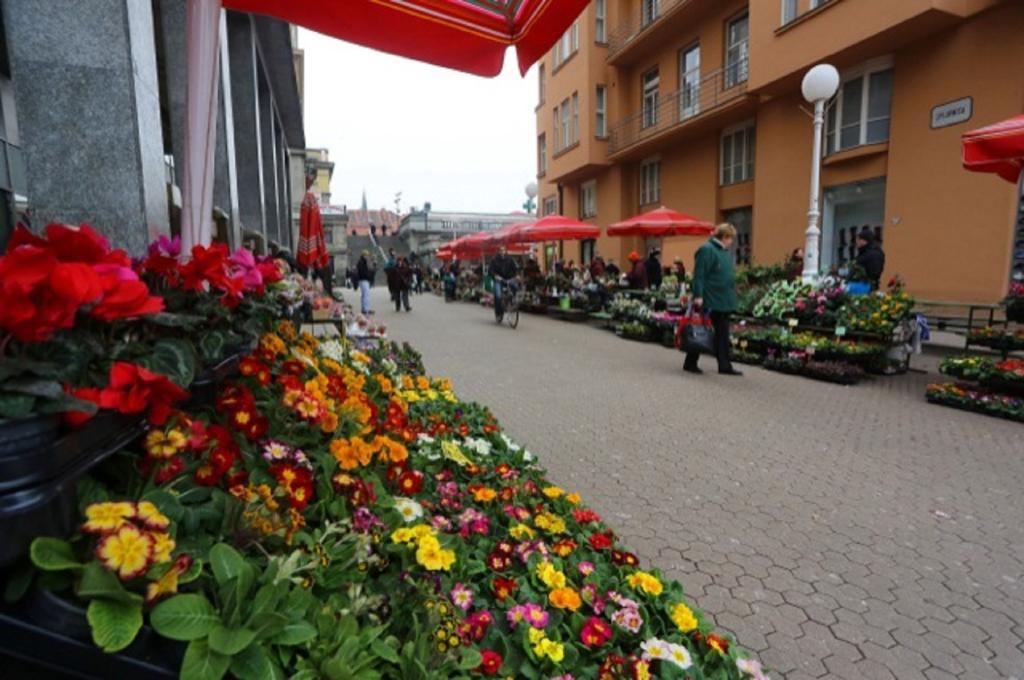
[352,507,384,533]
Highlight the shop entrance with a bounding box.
[822,177,886,275]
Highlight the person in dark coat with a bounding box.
[489,246,519,321]
[356,250,375,314]
[589,255,606,280]
[394,257,413,311]
[854,227,885,290]
[645,248,663,289]
[684,224,741,376]
[626,251,648,289]
[605,259,621,277]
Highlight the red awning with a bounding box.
[503,215,600,243]
[222,0,591,77]
[607,207,714,237]
[962,114,1024,184]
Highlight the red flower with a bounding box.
[385,460,408,483]
[588,531,614,551]
[98,362,189,425]
[477,650,502,676]
[486,550,511,572]
[270,464,315,510]
[0,244,98,341]
[89,267,163,321]
[580,616,613,647]
[573,508,602,524]
[239,356,268,379]
[397,470,423,495]
[194,464,222,486]
[280,359,306,376]
[611,550,638,567]
[62,386,102,426]
[151,456,185,484]
[43,223,111,263]
[226,470,249,489]
[256,260,283,285]
[493,540,514,555]
[491,577,517,602]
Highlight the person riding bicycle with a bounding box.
[489,245,520,321]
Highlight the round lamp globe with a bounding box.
[801,64,840,103]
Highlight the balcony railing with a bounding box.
[608,0,698,57]
[607,58,749,156]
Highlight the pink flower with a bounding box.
[450,583,473,611]
[507,603,549,629]
[148,235,181,258]
[578,561,595,576]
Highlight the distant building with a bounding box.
[398,209,528,258]
[347,208,402,237]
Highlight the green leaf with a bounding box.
[3,563,34,603]
[208,624,257,655]
[0,393,35,418]
[370,638,400,664]
[250,612,288,641]
[199,332,227,363]
[29,537,81,571]
[141,338,197,388]
[76,561,142,605]
[457,648,483,670]
[142,489,184,522]
[146,312,204,329]
[230,643,274,680]
[209,543,247,587]
[181,639,231,680]
[150,593,220,641]
[87,599,142,653]
[272,621,316,646]
[2,377,66,399]
[179,557,203,585]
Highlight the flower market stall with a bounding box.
[0,225,769,679]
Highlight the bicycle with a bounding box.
[493,278,521,329]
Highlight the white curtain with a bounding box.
[181,0,223,252]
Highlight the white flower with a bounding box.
[417,433,435,445]
[666,643,693,670]
[500,433,521,451]
[394,497,424,522]
[640,638,669,661]
[463,437,492,457]
[523,450,534,462]
[382,358,398,377]
[318,339,345,362]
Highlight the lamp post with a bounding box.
[524,181,538,214]
[800,64,840,283]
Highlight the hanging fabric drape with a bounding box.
[181,0,223,252]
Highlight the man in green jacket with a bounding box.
[685,223,742,376]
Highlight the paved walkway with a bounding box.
[371,288,1024,680]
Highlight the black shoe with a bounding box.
[719,369,743,376]
[683,366,703,374]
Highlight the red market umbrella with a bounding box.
[222,0,591,77]
[607,206,714,237]
[962,114,1024,184]
[504,215,600,243]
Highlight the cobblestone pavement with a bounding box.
[372,288,1024,680]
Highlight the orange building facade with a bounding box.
[535,0,1024,302]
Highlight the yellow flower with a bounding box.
[473,487,497,503]
[259,333,287,356]
[441,440,473,467]
[565,493,581,505]
[351,351,371,365]
[536,561,566,589]
[391,527,416,544]
[135,501,170,531]
[411,524,435,540]
[533,512,566,534]
[144,429,186,459]
[82,502,136,534]
[548,587,582,611]
[670,602,698,633]
[708,636,727,654]
[320,358,343,375]
[150,532,175,564]
[528,628,545,645]
[415,536,455,571]
[542,486,564,499]
[277,320,297,341]
[627,571,664,597]
[540,639,564,663]
[509,523,535,540]
[436,378,453,392]
[96,524,154,580]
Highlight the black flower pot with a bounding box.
[1006,300,1024,323]
[0,415,60,492]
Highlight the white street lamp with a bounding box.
[524,181,538,214]
[800,64,840,283]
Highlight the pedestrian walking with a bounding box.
[356,250,375,314]
[394,257,413,312]
[684,223,742,376]
[854,227,885,291]
[626,251,648,289]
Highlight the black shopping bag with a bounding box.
[681,306,715,354]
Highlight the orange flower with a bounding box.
[320,410,339,433]
[373,435,408,463]
[331,438,374,470]
[548,587,582,611]
[473,487,497,503]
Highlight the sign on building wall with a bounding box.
[930,97,972,129]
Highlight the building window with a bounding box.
[580,180,597,218]
[543,196,558,216]
[538,134,547,176]
[640,158,660,205]
[721,123,755,185]
[725,13,749,88]
[552,107,560,152]
[595,85,607,137]
[642,68,659,129]
[679,44,700,120]
[826,61,894,154]
[642,0,659,27]
[539,64,545,105]
[560,97,571,149]
[722,207,752,265]
[595,0,606,43]
[781,0,797,24]
[553,20,579,68]
[571,92,579,144]
[581,239,596,265]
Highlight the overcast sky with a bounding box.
[299,29,538,215]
